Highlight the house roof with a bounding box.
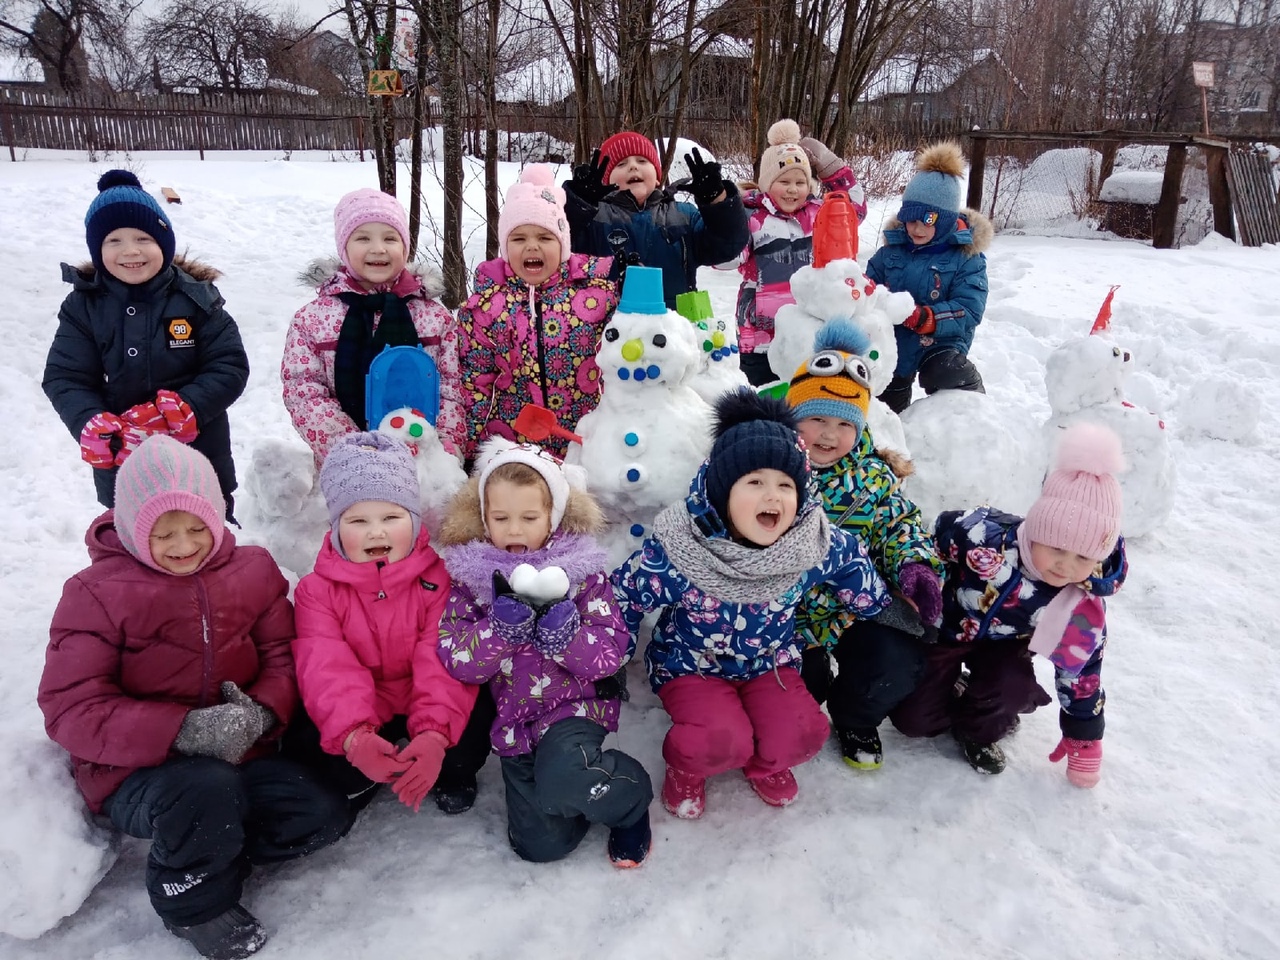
[860,49,1027,101]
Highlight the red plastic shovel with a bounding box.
[514,404,584,445]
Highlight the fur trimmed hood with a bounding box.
[298,256,446,299]
[435,475,604,549]
[881,207,994,256]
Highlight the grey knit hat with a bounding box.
[319,432,421,556]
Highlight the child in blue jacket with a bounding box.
[611,389,888,819]
[890,424,1128,784]
[866,141,991,412]
[563,131,748,308]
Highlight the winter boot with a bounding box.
[432,773,478,815]
[954,733,1007,775]
[747,768,799,807]
[837,727,884,770]
[163,904,267,960]
[661,766,706,819]
[607,810,652,868]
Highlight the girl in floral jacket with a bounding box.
[436,440,652,868]
[456,164,617,461]
[282,188,465,469]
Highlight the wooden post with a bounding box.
[1152,142,1187,249]
[1097,140,1118,198]
[1204,145,1235,241]
[1,104,16,162]
[967,135,987,212]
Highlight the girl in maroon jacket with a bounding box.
[38,435,347,960]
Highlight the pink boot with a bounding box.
[661,766,706,819]
[748,768,799,807]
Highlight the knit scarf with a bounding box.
[652,500,831,604]
[1016,523,1106,677]
[333,283,421,430]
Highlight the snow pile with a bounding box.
[1099,171,1164,205]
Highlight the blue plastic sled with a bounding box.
[366,345,440,428]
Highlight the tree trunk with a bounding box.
[484,0,500,260]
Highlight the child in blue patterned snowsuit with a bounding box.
[890,424,1128,785]
[611,389,888,819]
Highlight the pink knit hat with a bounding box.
[113,435,226,574]
[497,165,571,265]
[600,131,662,183]
[1024,424,1124,561]
[334,188,410,272]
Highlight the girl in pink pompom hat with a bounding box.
[455,163,619,461]
[890,423,1129,787]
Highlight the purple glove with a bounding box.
[534,598,581,657]
[898,563,943,626]
[490,593,536,645]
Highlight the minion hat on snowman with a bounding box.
[785,318,873,436]
[897,140,966,240]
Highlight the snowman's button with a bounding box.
[730,344,739,354]
[409,423,423,438]
[624,432,638,446]
[618,368,630,380]
[634,368,647,381]
[647,365,660,379]
[629,524,644,537]
[390,416,405,429]
[626,468,640,482]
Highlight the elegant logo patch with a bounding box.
[168,318,194,349]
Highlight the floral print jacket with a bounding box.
[455,254,616,460]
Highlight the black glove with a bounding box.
[592,666,631,702]
[684,148,725,206]
[566,149,612,205]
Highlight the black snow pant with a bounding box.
[102,755,348,926]
[283,684,497,812]
[500,717,652,864]
[738,351,779,388]
[879,348,985,413]
[801,617,927,732]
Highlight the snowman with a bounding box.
[374,407,468,537]
[1043,331,1175,538]
[566,266,714,566]
[767,192,916,458]
[240,437,332,577]
[675,289,749,406]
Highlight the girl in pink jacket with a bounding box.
[282,189,466,469]
[456,164,617,460]
[292,432,494,816]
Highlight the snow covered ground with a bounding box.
[1,149,1279,959]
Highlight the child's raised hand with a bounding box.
[79,411,125,468]
[798,137,843,179]
[683,148,725,206]
[569,149,612,205]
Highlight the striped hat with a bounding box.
[113,435,226,573]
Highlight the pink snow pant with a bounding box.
[657,668,831,779]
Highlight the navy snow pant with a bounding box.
[879,348,985,413]
[103,755,348,926]
[500,717,652,863]
[889,642,1053,746]
[801,618,927,731]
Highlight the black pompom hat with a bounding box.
[84,169,175,275]
[704,387,810,520]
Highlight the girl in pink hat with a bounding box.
[889,423,1129,785]
[456,164,618,461]
[282,188,466,469]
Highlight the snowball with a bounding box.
[1179,377,1260,442]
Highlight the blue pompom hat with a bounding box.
[896,141,966,240]
[85,170,175,275]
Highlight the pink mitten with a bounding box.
[344,724,412,783]
[898,563,943,625]
[1049,737,1102,788]
[155,389,199,443]
[392,731,449,813]
[121,400,166,432]
[79,412,125,468]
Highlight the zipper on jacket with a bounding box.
[375,560,388,600]
[196,577,213,706]
[534,294,549,404]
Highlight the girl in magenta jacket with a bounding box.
[292,432,492,817]
[282,188,466,469]
[456,164,617,460]
[435,440,652,867]
[38,435,346,960]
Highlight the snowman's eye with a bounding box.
[652,334,667,348]
[605,328,619,342]
[1112,347,1121,357]
[1122,351,1132,362]
[806,350,844,376]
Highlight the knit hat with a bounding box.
[333,188,410,273]
[786,319,872,434]
[897,140,966,239]
[705,388,810,521]
[758,119,813,195]
[497,164,571,266]
[319,431,422,556]
[600,131,662,183]
[1024,424,1124,561]
[476,438,587,533]
[113,435,225,574]
[85,170,175,276]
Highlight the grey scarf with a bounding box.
[652,501,831,604]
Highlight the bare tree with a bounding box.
[141,0,281,91]
[0,0,137,91]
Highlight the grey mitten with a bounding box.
[220,681,277,735]
[172,702,265,764]
[798,136,843,179]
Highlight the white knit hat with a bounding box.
[476,438,587,532]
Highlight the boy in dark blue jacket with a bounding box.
[866,140,991,412]
[563,132,748,309]
[43,170,249,513]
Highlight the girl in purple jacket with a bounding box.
[436,439,653,867]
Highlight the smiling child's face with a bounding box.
[338,500,415,564]
[726,468,798,547]
[797,416,860,467]
[148,510,213,574]
[608,155,659,204]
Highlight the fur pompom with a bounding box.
[813,318,871,357]
[519,163,556,188]
[97,169,143,191]
[767,119,802,146]
[1053,423,1125,476]
[713,387,798,439]
[915,141,966,177]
